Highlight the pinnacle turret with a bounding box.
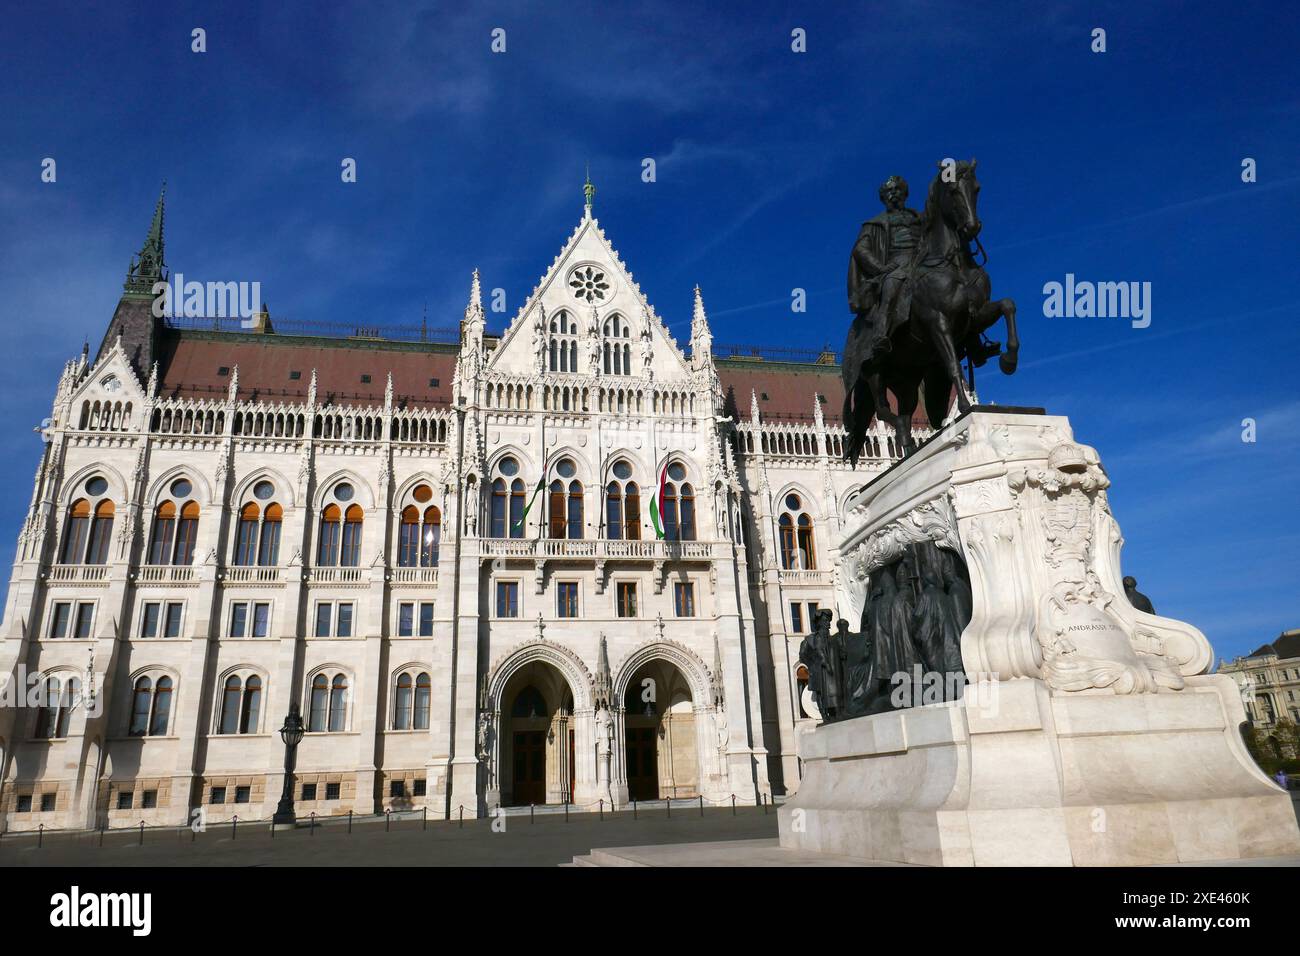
[125,183,167,295]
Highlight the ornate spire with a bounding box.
[468,268,482,316]
[711,633,725,706]
[594,633,613,710]
[124,182,167,295]
[307,368,318,407]
[689,284,714,370]
[384,371,393,411]
[227,364,239,403]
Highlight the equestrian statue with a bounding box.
[843,160,1020,464]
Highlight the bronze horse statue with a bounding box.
[843,160,1019,463]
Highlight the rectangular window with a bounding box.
[398,602,414,637]
[557,582,579,618]
[616,582,638,618]
[49,602,72,639]
[790,602,804,634]
[235,786,251,804]
[251,602,270,638]
[674,581,696,617]
[325,782,340,801]
[142,790,158,809]
[229,602,248,638]
[315,604,332,638]
[163,602,183,639]
[116,791,133,810]
[419,602,435,637]
[496,581,519,618]
[141,602,161,638]
[209,787,227,804]
[413,778,426,797]
[41,793,57,812]
[302,783,318,801]
[74,603,94,639]
[337,603,354,638]
[16,795,32,813]
[390,780,406,798]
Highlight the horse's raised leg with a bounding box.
[975,298,1018,374]
[920,306,972,414]
[864,368,907,456]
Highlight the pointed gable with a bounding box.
[487,207,690,382]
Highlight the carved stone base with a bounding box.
[782,408,1300,865]
[778,676,1300,866]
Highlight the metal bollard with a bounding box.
[99,825,105,847]
[762,794,768,815]
[139,820,145,846]
[599,799,604,821]
[38,823,44,849]
[699,794,704,817]
[347,809,352,834]
[564,801,569,823]
[530,802,535,824]
[731,793,736,816]
[423,806,428,831]
[632,798,637,820]
[310,812,317,837]
[458,805,464,828]
[232,815,238,840]
[386,809,392,832]
[666,797,671,819]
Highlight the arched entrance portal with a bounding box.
[622,659,699,800]
[501,662,575,806]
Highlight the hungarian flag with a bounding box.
[514,453,548,532]
[648,461,669,540]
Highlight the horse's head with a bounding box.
[930,158,982,242]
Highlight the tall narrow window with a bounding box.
[148,502,176,565]
[509,479,525,538]
[49,602,72,639]
[61,499,90,564]
[617,581,637,618]
[86,500,115,564]
[491,479,507,538]
[779,494,816,570]
[549,480,566,538]
[421,506,441,566]
[129,677,153,736]
[395,673,413,730]
[174,501,199,565]
[557,582,579,618]
[340,505,364,567]
[73,603,94,639]
[414,673,431,730]
[606,482,623,539]
[309,674,328,731]
[235,503,259,566]
[258,503,282,565]
[567,481,583,539]
[241,676,262,734]
[496,581,519,618]
[220,676,242,734]
[150,677,172,735]
[674,581,696,617]
[329,675,348,732]
[317,504,341,565]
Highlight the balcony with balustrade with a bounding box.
[478,538,724,562]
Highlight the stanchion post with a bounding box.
[699,794,704,817]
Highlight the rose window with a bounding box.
[569,266,610,303]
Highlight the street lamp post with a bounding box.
[272,700,306,830]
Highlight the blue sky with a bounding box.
[0,1,1295,660]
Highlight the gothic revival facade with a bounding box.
[0,190,928,830]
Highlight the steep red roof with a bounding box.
[716,357,932,427]
[156,329,457,407]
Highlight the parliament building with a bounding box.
[0,189,930,830]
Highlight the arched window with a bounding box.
[318,504,341,565]
[129,675,172,737]
[397,484,441,566]
[421,506,441,566]
[779,493,816,570]
[547,459,583,539]
[605,459,640,540]
[235,503,259,566]
[175,501,199,565]
[258,503,281,566]
[489,458,526,538]
[662,463,695,542]
[85,499,116,565]
[219,674,262,735]
[548,311,579,373]
[602,314,632,376]
[398,506,420,567]
[393,670,431,730]
[309,674,329,731]
[341,504,364,567]
[329,674,349,732]
[60,499,91,564]
[35,675,79,739]
[148,501,175,565]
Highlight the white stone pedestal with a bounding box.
[779,408,1300,866]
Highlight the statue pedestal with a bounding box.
[779,408,1300,865]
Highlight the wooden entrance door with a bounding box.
[625,726,658,800]
[512,731,546,805]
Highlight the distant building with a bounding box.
[1219,629,1300,758]
[0,186,938,831]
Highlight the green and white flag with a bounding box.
[514,453,549,532]
[648,461,668,540]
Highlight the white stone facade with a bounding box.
[0,201,915,830]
